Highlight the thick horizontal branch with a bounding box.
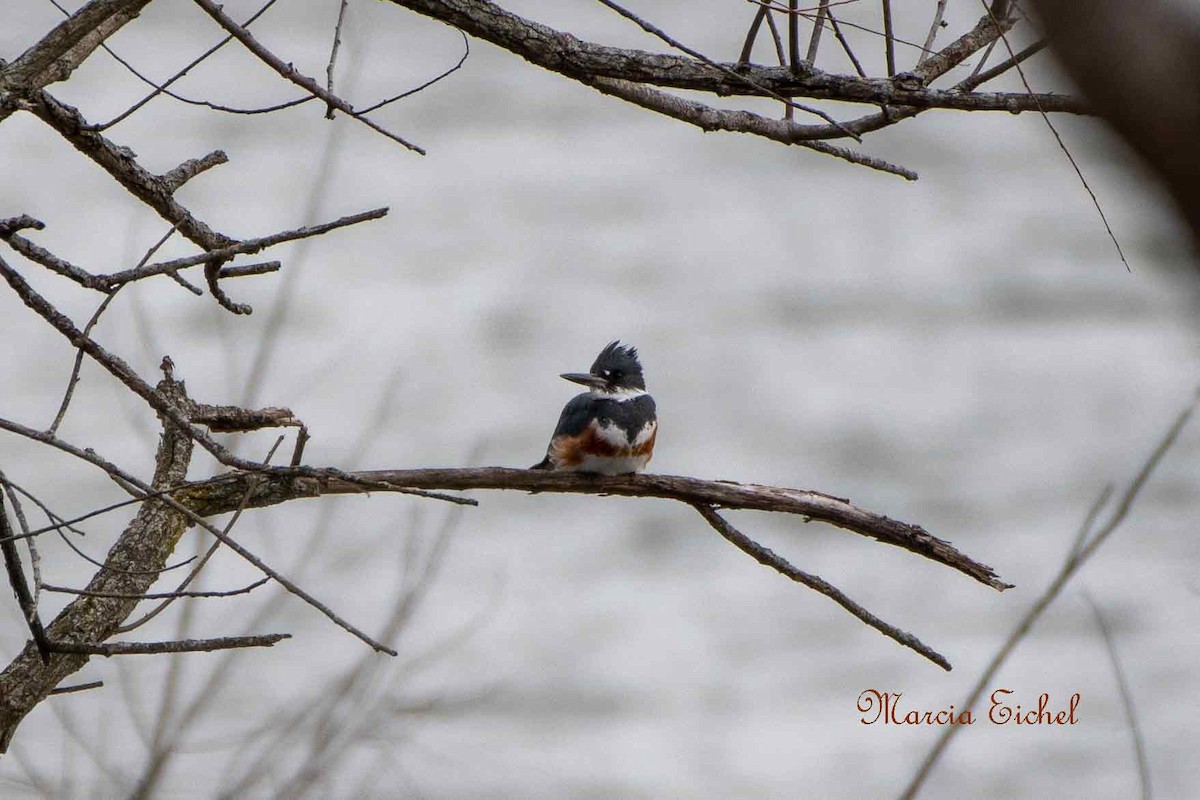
[386,0,1086,114]
[181,467,1010,591]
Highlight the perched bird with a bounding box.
[530,341,657,475]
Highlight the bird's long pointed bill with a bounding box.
[560,372,606,389]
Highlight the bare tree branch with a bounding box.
[181,466,1009,591]
[693,503,951,669]
[383,0,1083,115]
[48,634,290,656]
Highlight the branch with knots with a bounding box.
[383,0,1087,179]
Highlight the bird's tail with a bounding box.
[529,456,552,470]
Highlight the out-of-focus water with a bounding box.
[2,2,1198,798]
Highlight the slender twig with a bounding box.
[4,474,241,544]
[967,40,1000,90]
[978,0,1129,271]
[97,208,389,287]
[881,0,896,76]
[825,7,867,78]
[958,40,1045,92]
[788,0,800,73]
[1082,592,1153,800]
[324,0,351,119]
[47,288,123,435]
[752,0,936,54]
[75,0,288,130]
[357,30,471,114]
[738,4,770,65]
[48,634,291,656]
[899,390,1197,799]
[805,0,829,63]
[917,0,948,67]
[192,0,424,154]
[49,681,104,696]
[43,578,270,601]
[694,503,951,669]
[1,482,42,615]
[762,2,788,66]
[0,484,50,662]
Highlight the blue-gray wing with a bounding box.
[550,393,599,438]
[530,394,598,469]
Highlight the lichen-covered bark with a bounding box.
[0,374,194,752]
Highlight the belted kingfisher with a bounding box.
[531,341,657,475]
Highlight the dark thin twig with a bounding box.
[917,0,948,66]
[762,2,788,66]
[356,31,471,115]
[80,0,293,131]
[958,40,1045,91]
[48,634,291,656]
[192,0,425,154]
[0,484,51,662]
[978,0,1129,271]
[0,478,43,619]
[788,0,800,74]
[751,0,936,54]
[1082,592,1153,800]
[0,479,43,609]
[899,390,1197,799]
[2,474,241,544]
[47,288,123,435]
[805,0,829,63]
[693,503,951,670]
[967,37,1000,81]
[49,681,104,696]
[881,0,896,76]
[54,526,196,577]
[2,479,89,541]
[324,0,351,119]
[97,207,389,287]
[43,578,270,601]
[737,4,770,65]
[825,6,867,78]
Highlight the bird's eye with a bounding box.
[601,370,613,379]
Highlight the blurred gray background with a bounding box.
[2,1,1198,797]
